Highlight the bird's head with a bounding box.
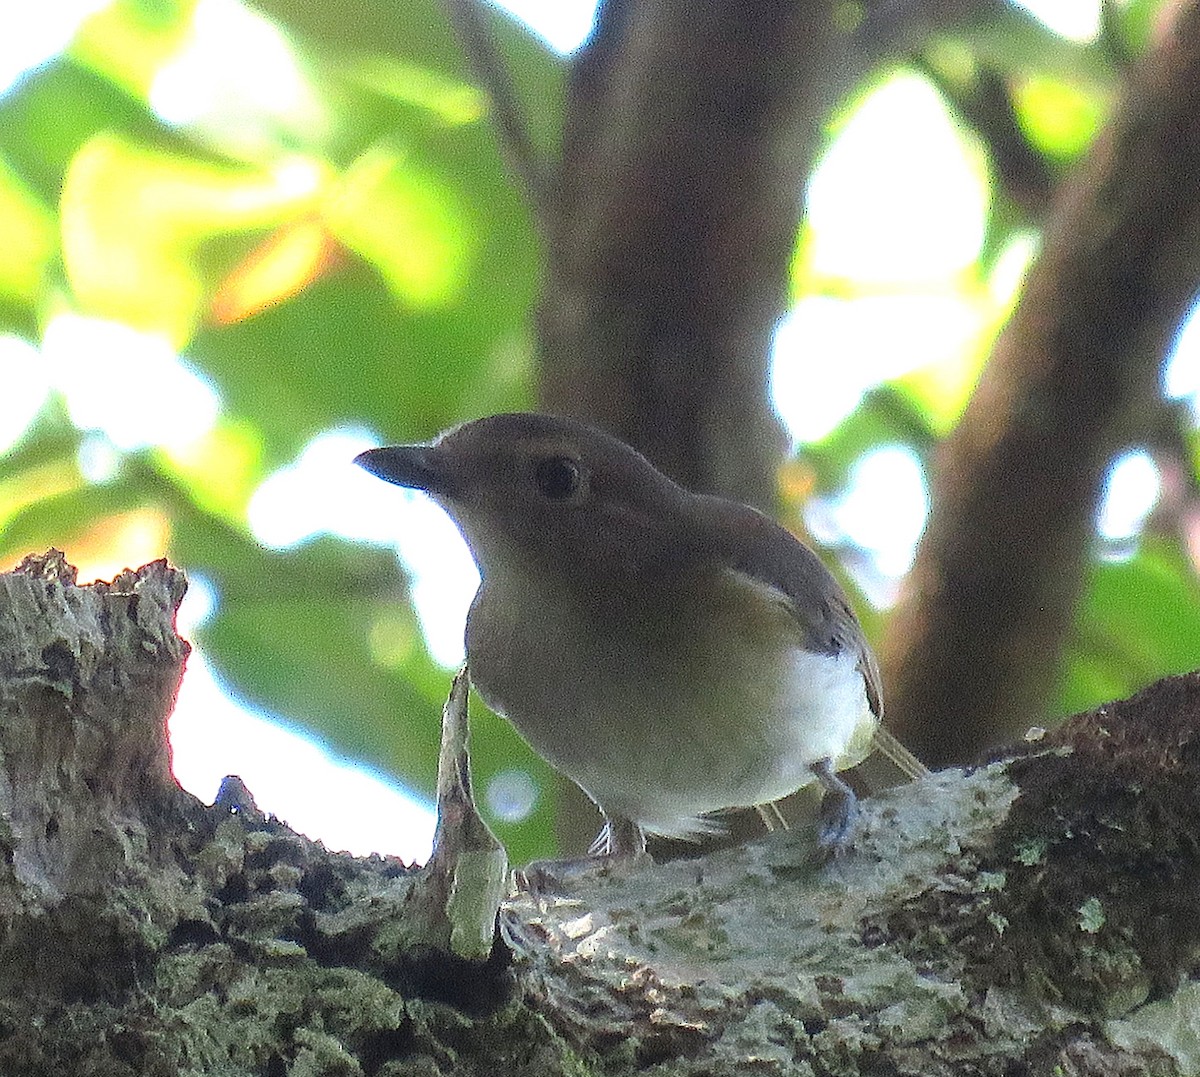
[355,413,695,588]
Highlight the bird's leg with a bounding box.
[594,814,647,858]
[515,814,647,897]
[811,757,859,853]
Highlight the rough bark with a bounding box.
[3,554,1199,1075]
[882,2,1200,767]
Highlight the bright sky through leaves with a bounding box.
[490,0,600,51]
[0,0,110,95]
[150,0,318,130]
[1098,451,1161,543]
[248,430,480,668]
[44,315,220,451]
[1011,0,1101,41]
[0,0,1156,865]
[804,73,989,286]
[0,336,48,455]
[1164,295,1200,421]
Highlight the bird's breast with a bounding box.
[465,566,874,837]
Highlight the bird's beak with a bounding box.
[354,445,458,499]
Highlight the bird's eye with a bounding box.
[534,456,582,500]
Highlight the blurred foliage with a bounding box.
[0,0,1197,863]
[0,0,557,865]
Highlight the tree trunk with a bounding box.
[882,1,1200,767]
[3,553,1198,1075]
[535,0,859,509]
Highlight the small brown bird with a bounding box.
[357,413,922,858]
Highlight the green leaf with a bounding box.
[1105,0,1165,58]
[0,58,163,206]
[247,0,564,153]
[1058,538,1200,717]
[69,0,200,102]
[190,257,533,466]
[325,143,476,308]
[1012,75,1108,161]
[0,157,55,309]
[61,132,318,342]
[0,473,147,564]
[195,553,445,785]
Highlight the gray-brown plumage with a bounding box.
[357,413,922,857]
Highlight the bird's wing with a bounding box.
[710,500,928,780]
[716,503,880,703]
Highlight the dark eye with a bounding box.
[534,456,582,500]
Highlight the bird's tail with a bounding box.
[868,724,929,782]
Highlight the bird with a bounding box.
[356,413,924,860]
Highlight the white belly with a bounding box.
[468,568,875,839]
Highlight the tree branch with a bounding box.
[443,0,549,213]
[4,555,1199,1072]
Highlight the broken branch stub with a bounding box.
[0,550,188,902]
[406,666,509,962]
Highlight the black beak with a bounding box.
[354,445,456,498]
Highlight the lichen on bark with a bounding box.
[1,553,1197,1075]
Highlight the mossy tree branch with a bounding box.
[2,554,1198,1074]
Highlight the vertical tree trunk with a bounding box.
[882,2,1200,766]
[537,0,857,509]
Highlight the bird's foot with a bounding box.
[514,815,648,897]
[811,757,859,855]
[589,815,647,858]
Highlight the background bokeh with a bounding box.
[2,0,1198,864]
